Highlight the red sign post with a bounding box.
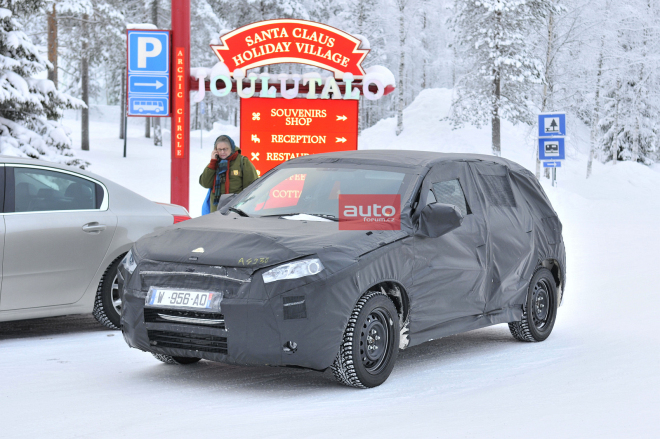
[170,0,190,209]
[240,98,358,176]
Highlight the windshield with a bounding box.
[232,166,409,218]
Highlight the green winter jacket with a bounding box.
[199,154,259,212]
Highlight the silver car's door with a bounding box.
[0,165,5,305]
[0,165,118,310]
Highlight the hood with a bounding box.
[134,213,409,271]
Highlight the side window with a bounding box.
[431,179,471,216]
[478,174,517,207]
[425,189,436,206]
[13,167,98,213]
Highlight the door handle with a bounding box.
[82,222,106,233]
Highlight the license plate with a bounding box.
[146,287,216,309]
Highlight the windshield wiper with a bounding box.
[263,212,339,221]
[228,207,250,217]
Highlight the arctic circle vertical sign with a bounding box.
[173,47,186,158]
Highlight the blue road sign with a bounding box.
[129,75,169,95]
[539,137,565,160]
[542,161,562,168]
[538,113,566,137]
[127,29,170,116]
[129,97,169,115]
[128,31,169,74]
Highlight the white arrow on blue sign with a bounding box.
[129,75,168,94]
[542,161,562,168]
[127,30,170,117]
[538,113,566,137]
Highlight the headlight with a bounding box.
[122,249,137,274]
[262,258,324,284]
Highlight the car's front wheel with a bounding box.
[509,267,558,342]
[331,291,399,388]
[92,255,125,330]
[152,353,201,365]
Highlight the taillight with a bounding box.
[173,215,191,224]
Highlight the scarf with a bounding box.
[213,151,239,205]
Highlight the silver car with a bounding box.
[0,156,190,329]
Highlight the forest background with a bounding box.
[1,0,658,177]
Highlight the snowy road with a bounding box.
[2,100,659,437]
[2,170,659,438]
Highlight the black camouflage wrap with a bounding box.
[120,151,565,371]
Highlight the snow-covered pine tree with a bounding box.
[450,0,554,156]
[596,0,659,165]
[332,0,388,132]
[0,0,86,167]
[55,0,124,150]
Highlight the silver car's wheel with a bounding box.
[111,273,121,315]
[92,255,125,329]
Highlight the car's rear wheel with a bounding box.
[92,255,125,330]
[331,291,399,388]
[152,353,201,365]
[509,267,558,342]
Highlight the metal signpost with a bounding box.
[538,113,566,186]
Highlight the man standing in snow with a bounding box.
[200,135,258,213]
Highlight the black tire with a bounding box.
[152,353,201,365]
[509,267,558,342]
[92,255,125,330]
[331,291,399,388]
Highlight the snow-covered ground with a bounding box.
[1,89,659,437]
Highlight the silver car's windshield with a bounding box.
[233,166,409,218]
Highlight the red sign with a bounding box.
[211,19,369,79]
[339,194,401,230]
[240,98,358,177]
[173,47,186,159]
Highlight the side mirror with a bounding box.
[217,193,237,210]
[415,203,464,238]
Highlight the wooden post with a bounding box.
[47,4,57,89]
[81,13,89,151]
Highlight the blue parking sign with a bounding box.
[127,29,170,117]
[128,31,169,73]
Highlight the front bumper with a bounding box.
[120,260,358,371]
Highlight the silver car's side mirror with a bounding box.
[415,203,464,238]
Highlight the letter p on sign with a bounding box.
[128,31,169,74]
[138,37,162,68]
